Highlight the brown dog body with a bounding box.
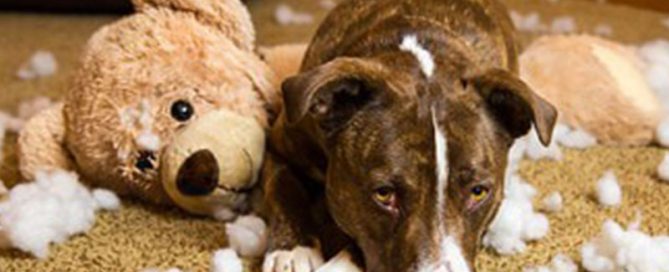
[263,1,557,271]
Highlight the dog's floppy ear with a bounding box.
[282,61,378,132]
[468,68,557,146]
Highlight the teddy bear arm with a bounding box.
[18,103,76,180]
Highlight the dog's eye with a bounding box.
[171,100,194,122]
[469,185,490,204]
[373,186,397,211]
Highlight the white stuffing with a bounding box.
[657,153,669,183]
[555,126,597,149]
[638,40,669,112]
[483,174,550,255]
[136,131,161,152]
[593,23,613,37]
[523,125,565,161]
[0,170,120,259]
[399,35,435,78]
[524,253,577,272]
[542,191,563,213]
[225,214,268,258]
[662,18,669,29]
[657,117,669,147]
[16,50,58,80]
[595,171,622,207]
[580,218,669,272]
[275,4,313,25]
[92,189,121,210]
[510,11,547,33]
[319,0,336,9]
[211,248,243,272]
[550,16,577,34]
[121,100,161,151]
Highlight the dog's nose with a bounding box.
[176,149,219,196]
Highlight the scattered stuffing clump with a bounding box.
[211,248,243,272]
[0,170,120,259]
[638,39,669,111]
[275,4,313,25]
[225,214,268,257]
[580,218,669,272]
[555,125,597,149]
[595,171,622,207]
[524,253,577,272]
[510,11,546,33]
[523,126,564,161]
[483,174,550,255]
[551,16,577,34]
[319,0,336,9]
[657,117,669,147]
[593,23,613,37]
[658,153,669,183]
[542,191,563,213]
[16,50,58,80]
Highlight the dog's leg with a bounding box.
[262,159,324,272]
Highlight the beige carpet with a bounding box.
[1,0,669,271]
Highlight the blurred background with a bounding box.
[0,0,667,13]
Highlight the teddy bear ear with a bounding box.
[131,0,256,51]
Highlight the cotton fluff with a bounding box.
[16,50,58,80]
[556,126,597,149]
[595,171,622,207]
[0,170,120,259]
[483,174,550,255]
[211,248,243,272]
[523,124,566,161]
[658,153,669,183]
[656,117,669,147]
[638,40,669,111]
[593,24,613,37]
[510,11,547,33]
[399,35,435,78]
[225,214,268,257]
[551,16,577,34]
[92,189,121,210]
[275,4,313,25]
[524,253,577,272]
[542,191,563,213]
[580,219,669,272]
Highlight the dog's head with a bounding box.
[282,52,556,271]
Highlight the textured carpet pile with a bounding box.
[0,0,668,271]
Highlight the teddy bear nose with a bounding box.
[176,149,219,196]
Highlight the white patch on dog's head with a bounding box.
[417,236,470,272]
[399,35,435,78]
[431,107,448,218]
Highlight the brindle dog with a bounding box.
[262,0,557,271]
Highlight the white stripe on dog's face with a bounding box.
[399,34,435,78]
[417,236,471,272]
[431,107,448,219]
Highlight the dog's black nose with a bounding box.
[176,149,219,196]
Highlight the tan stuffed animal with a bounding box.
[520,35,662,146]
[17,0,292,219]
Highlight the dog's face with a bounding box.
[282,56,556,271]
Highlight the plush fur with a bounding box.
[16,0,297,215]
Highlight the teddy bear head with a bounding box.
[20,0,280,218]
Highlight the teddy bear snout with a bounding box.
[175,149,220,196]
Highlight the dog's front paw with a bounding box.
[316,250,362,272]
[262,246,324,272]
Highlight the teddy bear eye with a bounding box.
[170,100,194,122]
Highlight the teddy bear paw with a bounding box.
[262,246,324,272]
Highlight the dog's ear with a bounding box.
[468,68,557,146]
[282,64,378,132]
